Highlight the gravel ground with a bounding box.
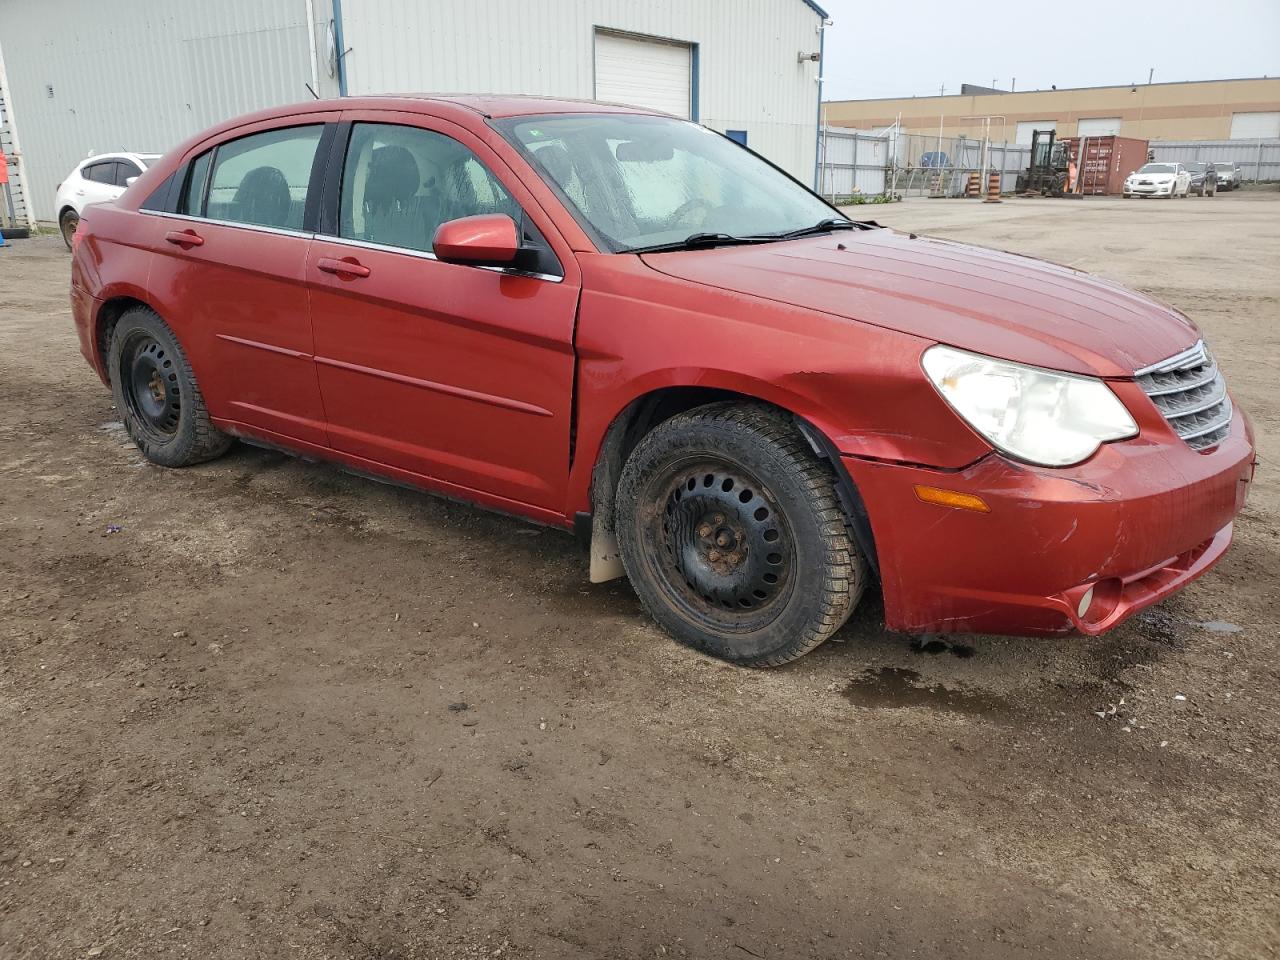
[1,191,1277,960]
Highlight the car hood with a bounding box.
[640,229,1199,377]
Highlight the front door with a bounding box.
[307,114,580,514]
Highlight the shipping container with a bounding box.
[1063,136,1150,196]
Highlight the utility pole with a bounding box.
[1148,67,1154,84]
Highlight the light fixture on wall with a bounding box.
[798,51,820,63]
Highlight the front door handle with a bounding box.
[317,256,371,279]
[164,229,204,248]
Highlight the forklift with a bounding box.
[1016,129,1069,196]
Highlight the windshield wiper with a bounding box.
[627,232,774,254]
[767,218,861,241]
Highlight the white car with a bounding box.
[54,151,162,248]
[1122,162,1191,199]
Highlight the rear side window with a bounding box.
[82,161,114,184]
[205,125,323,230]
[338,122,519,254]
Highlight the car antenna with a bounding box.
[304,82,320,100]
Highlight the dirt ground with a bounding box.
[2,191,1277,960]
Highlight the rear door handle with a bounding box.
[317,256,371,279]
[164,229,204,248]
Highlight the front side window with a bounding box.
[338,122,519,254]
[112,161,141,187]
[496,113,838,253]
[205,125,323,230]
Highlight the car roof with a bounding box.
[390,93,667,118]
[202,94,666,130]
[81,152,160,166]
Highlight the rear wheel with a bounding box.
[615,403,866,667]
[107,306,232,467]
[59,209,79,250]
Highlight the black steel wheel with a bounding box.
[616,403,867,667]
[60,209,80,250]
[119,332,182,442]
[107,306,232,467]
[649,459,797,631]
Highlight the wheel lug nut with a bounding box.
[708,550,721,562]
[698,524,712,538]
[713,514,724,524]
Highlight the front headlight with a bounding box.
[922,345,1138,466]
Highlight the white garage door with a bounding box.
[1230,111,1280,139]
[1015,120,1056,145]
[594,31,692,120]
[1077,117,1122,137]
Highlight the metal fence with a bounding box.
[1148,139,1280,182]
[817,128,888,198]
[821,128,1031,199]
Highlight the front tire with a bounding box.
[107,306,232,467]
[615,403,867,667]
[59,209,79,250]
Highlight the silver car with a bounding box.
[1212,161,1242,191]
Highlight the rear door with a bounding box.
[144,115,339,446]
[306,110,581,514]
[77,160,123,209]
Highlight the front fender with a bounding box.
[566,253,990,517]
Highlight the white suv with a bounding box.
[54,152,161,248]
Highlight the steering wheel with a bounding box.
[670,197,715,228]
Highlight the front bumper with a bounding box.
[844,406,1256,636]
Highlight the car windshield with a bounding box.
[1138,164,1177,174]
[1186,163,1206,172]
[496,113,840,253]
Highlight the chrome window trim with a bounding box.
[138,212,565,282]
[140,209,315,241]
[313,233,564,283]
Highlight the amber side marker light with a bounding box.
[913,485,991,513]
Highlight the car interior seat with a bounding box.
[233,166,293,228]
[363,145,432,249]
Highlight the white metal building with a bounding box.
[0,0,829,226]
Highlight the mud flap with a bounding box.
[589,518,625,583]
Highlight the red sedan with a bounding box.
[70,96,1256,666]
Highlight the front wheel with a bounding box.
[59,209,80,250]
[107,306,232,467]
[615,403,867,667]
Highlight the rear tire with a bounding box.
[59,209,79,250]
[107,306,232,467]
[615,403,867,667]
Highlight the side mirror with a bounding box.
[432,214,519,267]
[125,176,138,186]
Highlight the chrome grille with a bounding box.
[1135,340,1232,452]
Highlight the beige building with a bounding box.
[824,77,1280,144]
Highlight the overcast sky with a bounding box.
[819,0,1280,101]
